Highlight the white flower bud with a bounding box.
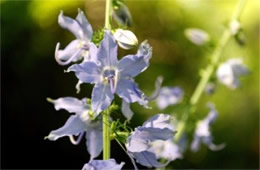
[114,29,138,49]
[229,20,241,35]
[184,28,209,46]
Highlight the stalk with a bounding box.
[103,0,113,160]
[175,0,248,142]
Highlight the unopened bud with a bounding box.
[114,29,138,49]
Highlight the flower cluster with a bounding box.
[46,1,249,169]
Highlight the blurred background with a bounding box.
[1,0,259,169]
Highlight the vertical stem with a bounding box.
[175,0,248,142]
[103,0,113,160]
[105,0,112,29]
[103,109,110,160]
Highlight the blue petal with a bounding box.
[58,11,85,40]
[68,61,101,84]
[86,122,103,159]
[116,78,147,106]
[76,9,93,41]
[118,55,147,77]
[55,40,83,65]
[131,151,168,168]
[50,97,88,114]
[112,3,132,27]
[91,83,114,115]
[127,127,174,153]
[47,115,87,141]
[156,87,183,109]
[82,159,125,170]
[97,30,118,67]
[143,114,174,131]
[137,40,152,66]
[121,100,134,120]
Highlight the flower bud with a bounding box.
[114,29,138,49]
[184,28,209,46]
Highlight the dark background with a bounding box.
[1,0,259,169]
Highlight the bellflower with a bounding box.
[184,28,209,46]
[156,86,183,110]
[126,114,176,168]
[82,159,125,170]
[216,58,249,89]
[55,9,94,65]
[46,97,103,160]
[114,29,138,49]
[191,103,225,152]
[68,30,152,117]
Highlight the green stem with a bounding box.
[105,0,112,29]
[102,0,113,161]
[103,109,111,160]
[175,0,247,142]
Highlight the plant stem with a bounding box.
[102,0,113,160]
[175,0,247,142]
[105,0,112,29]
[103,109,111,160]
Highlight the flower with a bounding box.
[46,97,103,160]
[68,30,152,117]
[230,20,241,35]
[121,76,163,120]
[184,28,209,46]
[114,29,138,49]
[55,9,95,65]
[191,103,225,152]
[126,114,177,168]
[216,58,249,89]
[82,159,125,170]
[156,87,183,110]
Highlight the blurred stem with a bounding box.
[103,109,111,160]
[175,0,248,142]
[105,0,112,29]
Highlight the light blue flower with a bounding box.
[82,159,125,170]
[216,58,249,89]
[126,114,176,168]
[55,9,95,65]
[68,30,151,116]
[46,97,103,160]
[112,2,132,27]
[156,87,183,110]
[191,103,225,152]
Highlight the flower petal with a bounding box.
[156,87,183,110]
[86,122,103,159]
[82,159,125,170]
[121,100,134,120]
[116,78,147,106]
[68,61,101,84]
[49,97,88,114]
[127,127,174,153]
[97,30,118,67]
[143,114,174,131]
[118,55,148,77]
[131,151,169,168]
[55,40,83,65]
[58,11,85,40]
[76,9,93,41]
[47,115,86,141]
[91,83,114,115]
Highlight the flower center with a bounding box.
[102,67,118,94]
